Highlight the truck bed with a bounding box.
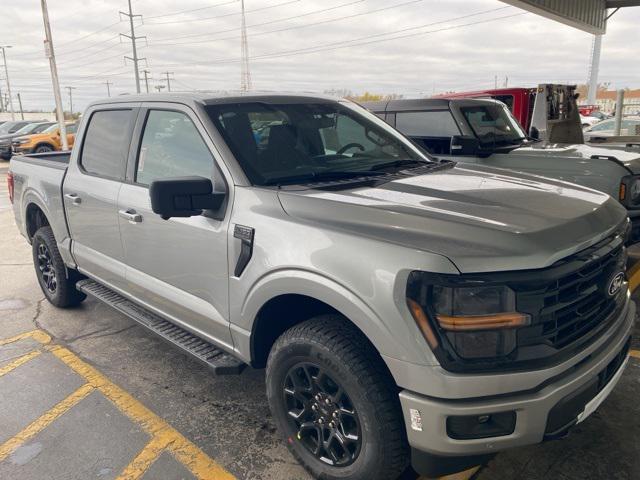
[9,151,71,255]
[12,151,71,169]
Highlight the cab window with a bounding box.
[80,110,134,180]
[136,110,214,186]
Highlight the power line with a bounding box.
[145,0,239,19]
[148,0,449,50]
[56,21,123,48]
[147,8,521,69]
[120,0,146,93]
[143,0,301,25]
[149,0,367,44]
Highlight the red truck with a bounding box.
[437,87,537,131]
[436,85,589,144]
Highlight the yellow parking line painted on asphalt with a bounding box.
[48,344,236,480]
[0,350,41,377]
[0,383,94,462]
[418,465,481,480]
[0,329,51,347]
[627,260,640,294]
[630,350,640,359]
[116,431,175,480]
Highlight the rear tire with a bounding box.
[32,226,86,308]
[34,144,54,153]
[266,315,409,480]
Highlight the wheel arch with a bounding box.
[242,270,410,369]
[24,199,51,242]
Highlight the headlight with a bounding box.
[619,175,640,208]
[407,273,530,361]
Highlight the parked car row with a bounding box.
[0,120,77,160]
[8,92,635,480]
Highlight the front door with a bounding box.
[117,105,233,349]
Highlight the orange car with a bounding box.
[12,122,78,154]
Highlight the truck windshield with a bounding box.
[460,103,527,148]
[206,102,433,186]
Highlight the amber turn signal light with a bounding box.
[436,312,530,331]
[407,299,439,349]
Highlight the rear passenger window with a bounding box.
[136,110,214,186]
[395,111,460,137]
[81,110,133,179]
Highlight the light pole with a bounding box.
[40,0,68,150]
[0,45,15,120]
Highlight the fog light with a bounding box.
[446,411,516,440]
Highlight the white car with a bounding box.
[583,116,640,142]
[580,114,601,128]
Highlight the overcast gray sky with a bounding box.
[1,0,639,112]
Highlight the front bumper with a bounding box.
[399,299,634,472]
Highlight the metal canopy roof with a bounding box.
[500,0,640,34]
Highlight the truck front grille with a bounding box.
[516,234,626,354]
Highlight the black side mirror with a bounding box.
[149,176,226,220]
[450,135,480,156]
[529,126,540,140]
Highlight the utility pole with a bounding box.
[142,70,151,93]
[587,34,603,105]
[0,46,15,120]
[40,0,68,150]
[0,82,4,112]
[161,71,174,92]
[103,80,113,97]
[120,0,146,94]
[65,86,76,114]
[240,0,252,91]
[17,92,24,120]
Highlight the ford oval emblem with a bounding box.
[607,272,625,297]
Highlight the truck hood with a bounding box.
[515,142,640,173]
[278,164,626,273]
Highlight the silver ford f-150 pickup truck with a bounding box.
[8,93,635,480]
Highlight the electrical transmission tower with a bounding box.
[240,0,252,91]
[120,0,146,94]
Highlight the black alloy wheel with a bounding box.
[36,242,57,294]
[283,362,361,467]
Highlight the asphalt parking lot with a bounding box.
[1,162,639,480]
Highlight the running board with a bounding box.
[76,279,246,375]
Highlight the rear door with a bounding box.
[63,106,138,289]
[117,103,233,349]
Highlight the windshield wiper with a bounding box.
[263,170,385,186]
[369,159,428,171]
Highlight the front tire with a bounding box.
[32,226,86,308]
[266,315,409,480]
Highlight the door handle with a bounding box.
[64,193,81,205]
[119,209,143,224]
